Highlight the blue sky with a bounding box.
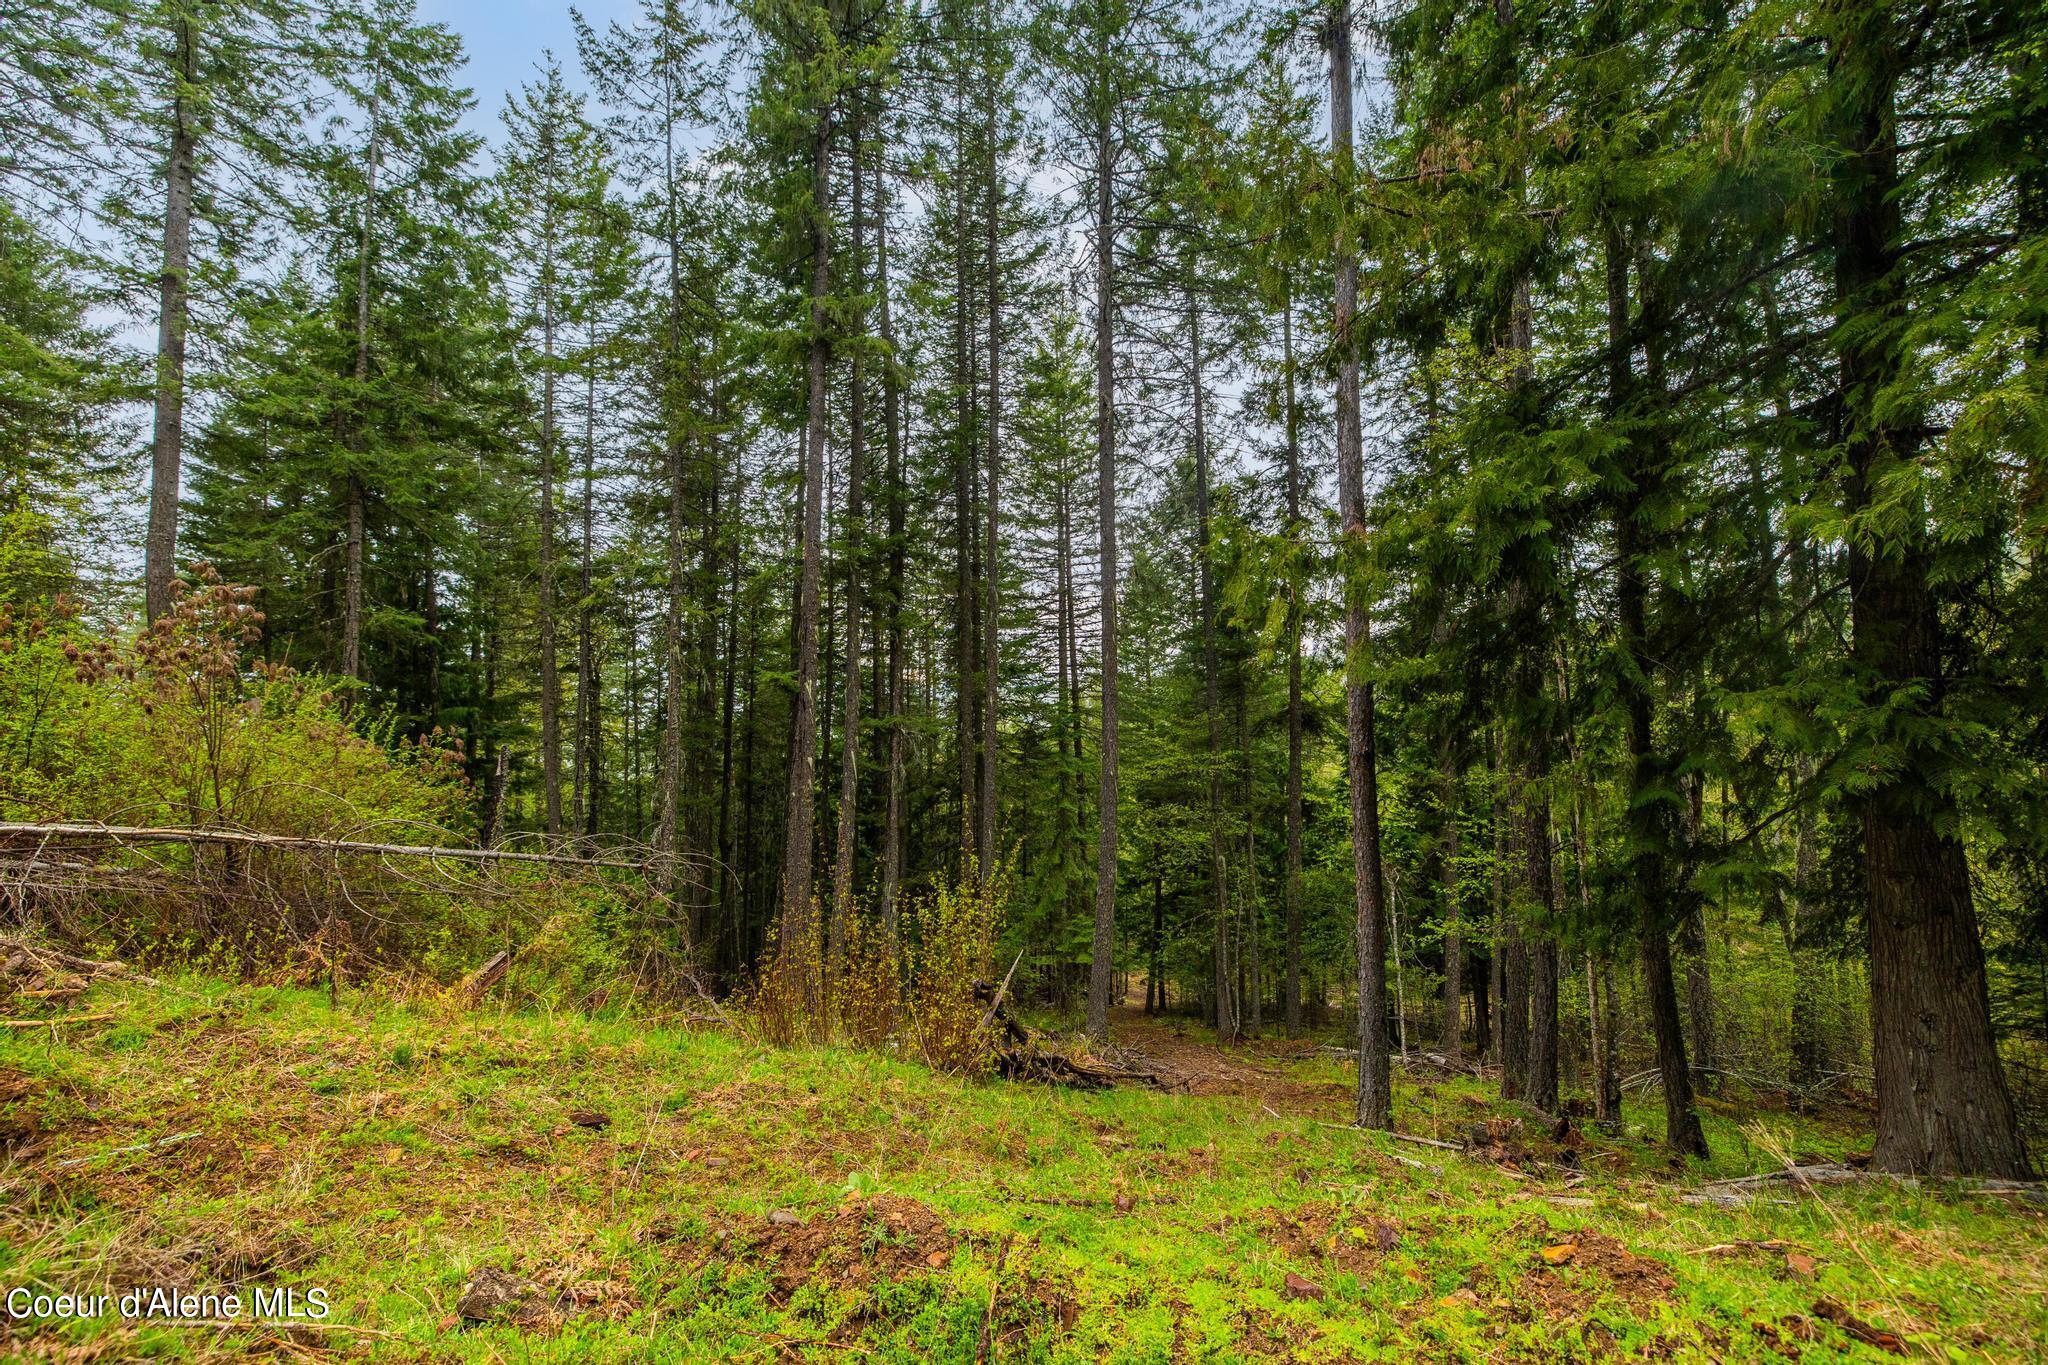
[419,0,637,144]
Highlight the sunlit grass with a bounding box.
[2,977,2041,1361]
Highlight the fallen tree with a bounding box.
[0,822,658,871]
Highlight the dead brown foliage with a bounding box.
[737,1195,957,1301]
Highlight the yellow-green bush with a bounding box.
[0,571,655,1005]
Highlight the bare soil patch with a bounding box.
[738,1195,957,1300]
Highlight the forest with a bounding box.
[2,0,2046,1357]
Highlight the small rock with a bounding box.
[767,1208,803,1227]
[1282,1271,1326,1302]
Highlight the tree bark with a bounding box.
[1192,298,1234,1042]
[828,131,869,974]
[1084,68,1120,1042]
[876,159,908,954]
[979,64,1002,882]
[145,15,198,623]
[1327,5,1391,1128]
[651,55,687,906]
[1605,221,1707,1158]
[341,66,381,688]
[538,122,563,841]
[1826,1,2031,1178]
[577,316,601,837]
[1281,278,1305,1038]
[1438,737,1462,1061]
[778,107,834,960]
[1524,794,1559,1113]
[952,91,978,882]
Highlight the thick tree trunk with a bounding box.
[1825,3,2030,1178]
[146,17,198,623]
[1500,912,1529,1097]
[1328,7,1390,1128]
[1281,281,1305,1037]
[1084,88,1120,1042]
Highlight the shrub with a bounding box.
[0,570,656,1007]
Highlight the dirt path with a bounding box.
[1102,1007,1354,1118]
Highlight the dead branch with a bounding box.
[0,822,665,871]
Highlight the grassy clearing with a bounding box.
[1,978,2043,1362]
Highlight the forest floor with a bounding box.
[3,975,2045,1363]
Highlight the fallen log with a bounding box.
[0,822,660,872]
[0,938,161,987]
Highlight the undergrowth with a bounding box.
[1,972,2042,1362]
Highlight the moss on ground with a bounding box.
[1,977,2043,1361]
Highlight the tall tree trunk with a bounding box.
[1606,221,1707,1158]
[652,63,686,909]
[878,167,908,953]
[577,317,600,837]
[779,108,835,965]
[952,97,978,880]
[1328,5,1390,1128]
[1240,674,1262,1038]
[421,557,441,724]
[829,133,869,973]
[1084,73,1120,1042]
[1500,911,1529,1096]
[717,502,741,967]
[1055,409,1082,954]
[145,15,198,623]
[1192,298,1234,1042]
[342,71,381,687]
[738,596,762,959]
[1523,794,1559,1112]
[1281,279,1306,1037]
[1826,1,2030,1177]
[1566,736,1619,1123]
[979,78,1002,882]
[538,129,563,841]
[1438,737,1462,1061]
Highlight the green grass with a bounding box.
[2,977,2043,1361]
